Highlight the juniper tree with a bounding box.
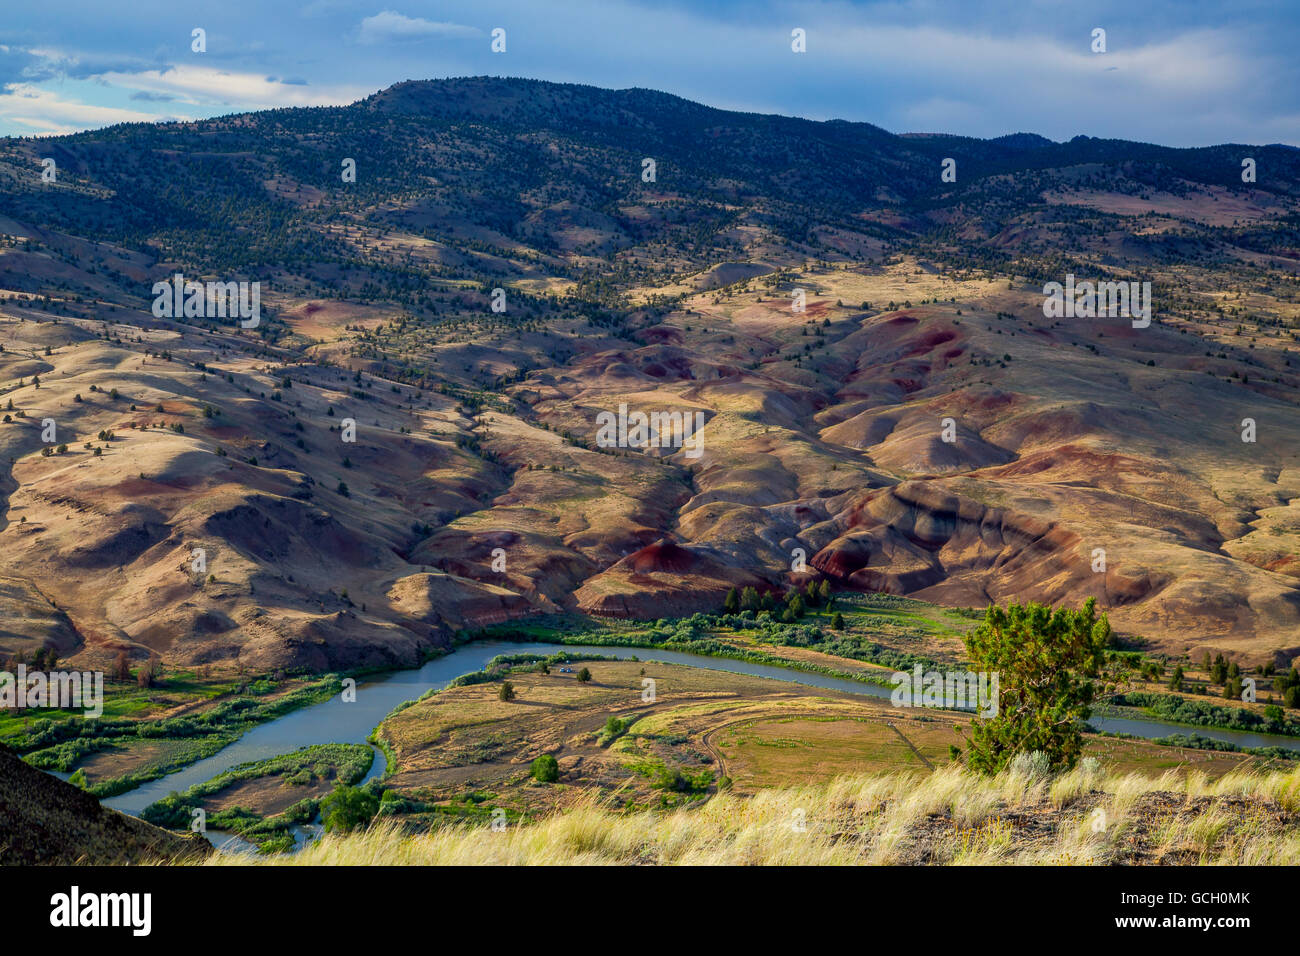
[957,598,1118,774]
[1211,654,1229,684]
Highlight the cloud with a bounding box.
[19,47,165,82]
[0,83,167,134]
[0,45,60,85]
[356,10,480,44]
[98,65,368,109]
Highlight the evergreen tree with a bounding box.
[1211,654,1228,684]
[958,598,1115,773]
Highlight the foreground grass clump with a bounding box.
[205,760,1300,866]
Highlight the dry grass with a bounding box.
[204,762,1300,866]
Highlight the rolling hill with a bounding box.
[0,76,1297,672]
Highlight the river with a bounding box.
[96,640,1300,847]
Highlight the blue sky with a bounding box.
[1,0,1295,146]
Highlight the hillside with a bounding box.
[0,745,209,864]
[0,76,1297,672]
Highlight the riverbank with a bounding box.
[139,743,374,853]
[17,674,344,797]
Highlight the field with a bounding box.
[373,657,1270,829]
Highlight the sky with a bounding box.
[1,0,1296,147]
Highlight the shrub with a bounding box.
[1007,750,1052,780]
[320,784,379,833]
[530,754,559,783]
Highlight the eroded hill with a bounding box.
[0,77,1297,670]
